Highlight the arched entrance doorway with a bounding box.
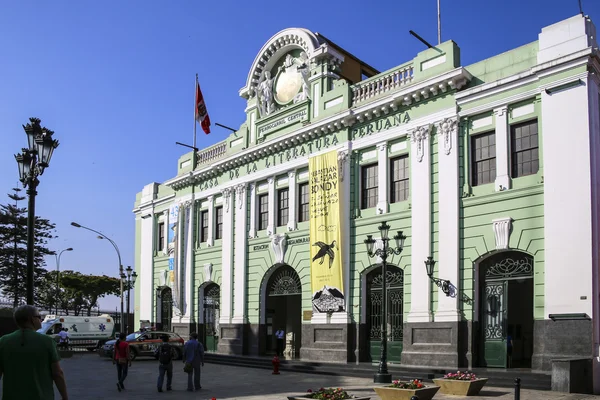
[156,287,173,332]
[366,265,404,363]
[200,283,220,352]
[479,251,534,368]
[263,264,302,357]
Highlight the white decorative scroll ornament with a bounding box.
[409,124,432,162]
[204,263,213,283]
[268,176,274,184]
[160,269,168,287]
[492,217,513,250]
[236,184,246,210]
[337,150,349,181]
[437,117,458,155]
[222,188,231,213]
[288,171,295,179]
[271,233,288,264]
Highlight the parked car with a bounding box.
[98,331,184,361]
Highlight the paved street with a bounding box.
[2,353,600,399]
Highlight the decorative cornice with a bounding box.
[437,117,458,156]
[408,124,432,162]
[164,68,473,191]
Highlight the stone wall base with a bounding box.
[300,323,352,362]
[401,321,470,369]
[532,319,592,372]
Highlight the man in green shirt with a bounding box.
[0,305,69,400]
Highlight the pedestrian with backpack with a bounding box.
[154,335,173,392]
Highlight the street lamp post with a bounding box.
[70,222,124,332]
[121,266,137,334]
[14,118,60,305]
[55,248,73,314]
[364,221,406,384]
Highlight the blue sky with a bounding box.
[0,0,597,310]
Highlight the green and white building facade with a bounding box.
[134,14,600,384]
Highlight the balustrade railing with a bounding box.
[196,142,227,165]
[351,62,414,106]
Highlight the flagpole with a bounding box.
[193,73,198,150]
[437,0,441,45]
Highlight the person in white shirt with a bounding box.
[57,328,69,349]
[275,327,285,357]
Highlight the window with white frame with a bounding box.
[390,155,409,203]
[361,164,378,209]
[471,132,496,186]
[510,120,539,178]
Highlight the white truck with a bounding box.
[37,314,116,350]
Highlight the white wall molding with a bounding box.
[492,217,513,250]
[139,209,155,325]
[207,196,215,247]
[232,183,249,324]
[267,177,275,236]
[376,142,389,214]
[287,171,297,231]
[184,202,194,319]
[219,189,234,324]
[248,183,257,238]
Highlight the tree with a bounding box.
[38,270,121,316]
[0,188,55,307]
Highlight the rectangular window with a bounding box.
[471,132,496,186]
[298,183,309,222]
[511,120,539,178]
[390,155,409,203]
[200,210,209,242]
[215,207,223,240]
[361,164,378,209]
[277,188,289,227]
[259,194,269,231]
[157,222,164,251]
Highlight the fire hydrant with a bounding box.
[272,355,281,375]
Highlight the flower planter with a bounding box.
[287,395,370,400]
[373,386,440,400]
[432,378,488,396]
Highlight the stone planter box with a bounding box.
[373,386,440,400]
[432,378,488,396]
[287,395,370,400]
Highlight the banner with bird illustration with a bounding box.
[309,150,345,313]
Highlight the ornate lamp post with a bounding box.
[364,221,406,383]
[121,266,137,334]
[55,247,73,314]
[70,222,125,331]
[14,118,60,305]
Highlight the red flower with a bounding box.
[307,389,313,393]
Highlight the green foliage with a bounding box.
[0,188,55,307]
[38,270,120,316]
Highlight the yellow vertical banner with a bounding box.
[309,150,345,313]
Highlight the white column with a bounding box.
[207,195,214,247]
[287,172,297,231]
[435,117,460,321]
[494,106,510,191]
[543,81,593,317]
[232,184,249,324]
[376,142,389,214]
[407,124,433,323]
[183,201,194,319]
[267,176,275,235]
[139,210,154,324]
[248,183,257,237]
[219,188,234,324]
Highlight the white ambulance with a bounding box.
[37,314,116,350]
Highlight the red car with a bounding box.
[98,331,184,360]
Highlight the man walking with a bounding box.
[155,335,173,392]
[0,305,69,400]
[113,332,130,391]
[183,333,204,392]
[275,326,285,357]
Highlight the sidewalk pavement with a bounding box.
[1,353,599,399]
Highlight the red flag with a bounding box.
[195,82,211,134]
